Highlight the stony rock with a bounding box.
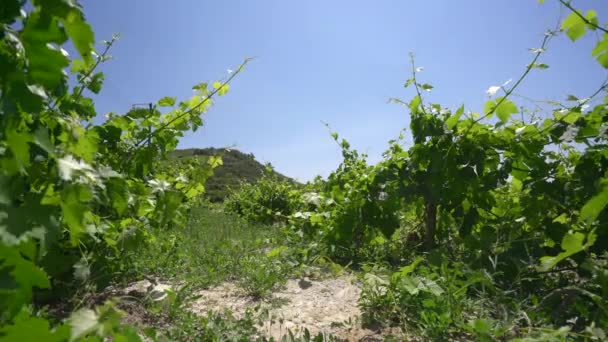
[150,284,172,301]
[124,280,153,297]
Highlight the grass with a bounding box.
[120,205,345,341]
[130,203,289,292]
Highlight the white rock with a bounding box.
[150,284,172,301]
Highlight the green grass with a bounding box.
[123,205,339,340]
[130,205,289,292]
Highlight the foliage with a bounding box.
[225,172,304,224]
[287,132,403,263]
[360,258,506,340]
[169,147,294,202]
[0,0,247,339]
[285,1,608,339]
[2,0,608,340]
[237,254,288,299]
[129,206,285,288]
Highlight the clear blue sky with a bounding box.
[81,0,606,182]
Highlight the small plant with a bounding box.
[359,258,501,340]
[237,255,289,299]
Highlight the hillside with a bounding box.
[169,148,293,202]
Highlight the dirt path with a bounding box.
[190,275,396,340]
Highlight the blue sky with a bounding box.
[81,0,606,182]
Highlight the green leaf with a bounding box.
[34,127,55,155]
[107,180,128,215]
[483,99,495,118]
[529,63,549,69]
[420,83,433,91]
[445,104,464,130]
[409,95,421,114]
[494,97,518,123]
[592,33,608,68]
[566,94,579,101]
[6,130,31,170]
[404,78,414,88]
[394,256,424,278]
[561,11,587,42]
[158,97,176,107]
[0,310,69,341]
[61,185,92,246]
[69,309,99,341]
[470,319,492,335]
[554,110,581,124]
[580,178,608,223]
[585,10,599,28]
[553,213,569,224]
[0,175,11,205]
[20,13,70,88]
[421,277,444,296]
[207,155,223,168]
[511,158,529,181]
[539,230,597,271]
[213,81,229,96]
[71,59,88,73]
[266,246,288,258]
[26,46,69,89]
[86,72,104,94]
[0,244,50,318]
[62,10,95,62]
[192,82,208,92]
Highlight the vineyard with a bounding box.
[1,0,608,341]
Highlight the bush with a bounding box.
[225,174,303,224]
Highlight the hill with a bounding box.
[169,148,293,202]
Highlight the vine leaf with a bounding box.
[213,81,230,96]
[561,10,597,42]
[63,10,95,63]
[539,230,597,271]
[445,104,464,130]
[529,63,549,69]
[69,309,99,341]
[484,98,518,123]
[580,177,608,223]
[0,310,70,341]
[496,98,518,123]
[592,33,608,68]
[158,97,176,107]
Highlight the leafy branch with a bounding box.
[131,58,252,151]
[530,76,608,139]
[465,31,554,134]
[558,0,608,34]
[52,35,119,110]
[409,53,428,116]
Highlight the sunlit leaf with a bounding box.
[580,178,608,223]
[494,97,518,123]
[592,33,608,68]
[158,97,176,107]
[445,104,464,129]
[539,230,597,271]
[63,10,95,63]
[213,81,229,96]
[420,83,433,92]
[69,309,99,341]
[561,10,596,42]
[528,63,549,69]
